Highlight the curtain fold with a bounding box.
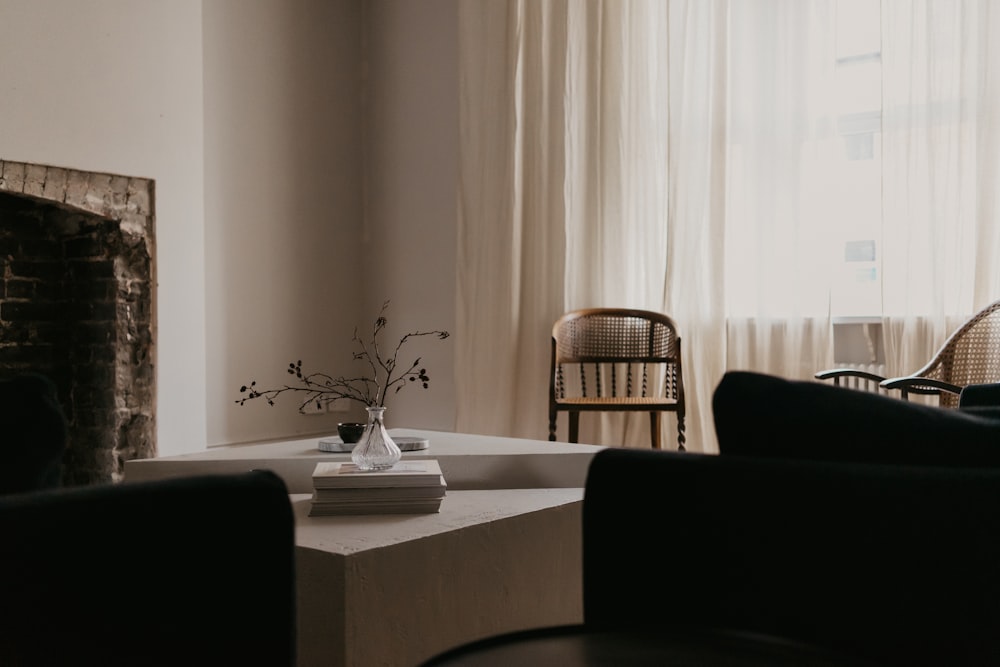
[721,0,837,390]
[563,1,673,447]
[456,1,568,439]
[457,0,678,446]
[663,0,729,453]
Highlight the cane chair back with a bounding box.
[816,299,1000,408]
[548,308,685,450]
[886,300,1000,407]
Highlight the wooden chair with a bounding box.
[548,308,685,450]
[816,299,1000,407]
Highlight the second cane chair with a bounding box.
[548,308,686,450]
[816,299,1000,407]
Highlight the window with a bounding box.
[829,0,882,319]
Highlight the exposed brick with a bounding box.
[72,321,114,345]
[71,383,113,410]
[42,167,68,202]
[86,343,117,365]
[61,439,117,482]
[67,258,114,280]
[0,323,35,343]
[67,278,117,301]
[67,300,117,323]
[85,173,113,215]
[119,277,151,303]
[2,300,67,322]
[3,214,49,240]
[64,235,107,259]
[18,238,62,258]
[9,259,64,281]
[1,161,25,192]
[116,413,155,471]
[23,164,46,197]
[0,343,56,366]
[0,160,155,487]
[28,321,69,343]
[5,278,38,299]
[72,363,115,388]
[126,179,151,216]
[120,211,150,240]
[31,280,65,301]
[109,176,129,211]
[64,170,91,209]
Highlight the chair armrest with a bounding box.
[879,376,963,396]
[815,368,887,383]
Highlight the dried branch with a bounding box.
[236,301,450,413]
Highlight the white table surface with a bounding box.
[124,428,605,492]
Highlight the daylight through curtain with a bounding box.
[456,0,1000,453]
[880,0,1000,377]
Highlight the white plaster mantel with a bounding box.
[123,428,604,492]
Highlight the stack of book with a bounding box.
[308,459,447,516]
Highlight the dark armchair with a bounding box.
[0,470,296,667]
[582,447,1000,666]
[713,371,1000,466]
[0,373,67,494]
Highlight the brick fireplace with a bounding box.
[0,160,155,486]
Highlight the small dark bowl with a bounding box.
[337,422,366,444]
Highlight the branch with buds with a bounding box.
[236,301,450,412]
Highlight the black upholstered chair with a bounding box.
[0,373,67,494]
[581,447,1000,666]
[958,381,1000,418]
[0,470,296,667]
[713,371,1000,465]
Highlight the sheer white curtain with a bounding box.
[457,0,838,452]
[880,0,1000,376]
[723,1,838,381]
[456,1,569,440]
[562,3,675,446]
[662,0,729,453]
[455,0,1000,452]
[457,1,681,446]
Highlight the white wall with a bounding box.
[0,0,207,456]
[203,0,368,445]
[364,0,458,431]
[205,0,458,446]
[0,0,459,455]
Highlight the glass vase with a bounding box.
[351,406,401,471]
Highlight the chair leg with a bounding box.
[548,408,557,441]
[568,412,579,443]
[650,412,662,450]
[677,411,686,452]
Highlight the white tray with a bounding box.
[317,435,429,453]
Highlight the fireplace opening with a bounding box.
[0,161,155,486]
